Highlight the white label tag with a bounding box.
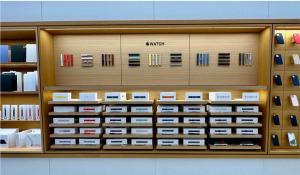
[290,95,299,106]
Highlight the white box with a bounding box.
[185,92,203,101]
[0,132,16,148]
[236,128,258,135]
[131,117,152,124]
[79,139,101,145]
[54,128,78,134]
[105,92,127,101]
[16,130,31,148]
[80,128,102,134]
[209,92,231,101]
[79,118,101,124]
[183,105,205,112]
[132,93,149,101]
[235,106,259,112]
[2,105,10,120]
[210,128,232,135]
[236,117,258,124]
[106,139,127,145]
[183,138,205,146]
[157,105,178,112]
[54,106,77,113]
[207,105,232,112]
[26,130,41,148]
[35,105,40,120]
[131,128,153,135]
[160,92,176,101]
[105,128,127,134]
[132,139,152,145]
[183,117,205,124]
[243,92,259,101]
[106,106,128,112]
[79,93,98,101]
[105,117,126,124]
[23,72,37,91]
[26,44,37,62]
[158,139,178,145]
[209,117,232,124]
[131,106,152,112]
[157,128,178,135]
[52,92,72,101]
[157,117,179,124]
[183,128,205,135]
[53,118,75,124]
[55,139,76,145]
[27,105,36,120]
[79,106,102,112]
[19,105,27,120]
[11,105,18,120]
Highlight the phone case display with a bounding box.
[292,54,300,64]
[274,75,283,85]
[102,54,114,66]
[1,45,9,63]
[275,33,284,44]
[293,33,300,44]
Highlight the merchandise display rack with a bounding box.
[1,19,300,158]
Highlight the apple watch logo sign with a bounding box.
[146,42,164,46]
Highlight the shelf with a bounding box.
[0,146,42,153]
[0,91,39,95]
[156,100,207,105]
[269,149,300,155]
[156,112,207,116]
[44,85,268,91]
[102,122,152,127]
[102,100,153,105]
[156,144,207,150]
[156,122,207,127]
[51,142,104,150]
[208,122,262,127]
[103,144,153,150]
[1,120,40,122]
[49,112,102,116]
[208,143,261,150]
[0,62,37,69]
[48,100,102,104]
[103,133,153,138]
[208,133,262,138]
[102,112,153,116]
[156,133,207,139]
[208,112,262,116]
[50,133,103,138]
[207,100,263,104]
[49,123,102,127]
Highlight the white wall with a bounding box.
[1,1,300,22]
[2,158,300,175]
[1,1,300,175]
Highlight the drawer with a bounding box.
[282,110,299,129]
[270,130,282,149]
[281,130,298,149]
[270,110,283,130]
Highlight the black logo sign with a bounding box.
[146,42,164,46]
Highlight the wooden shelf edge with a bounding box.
[44,85,268,91]
[156,144,207,150]
[102,100,154,104]
[49,112,102,116]
[156,133,207,138]
[102,112,153,116]
[48,100,102,104]
[50,142,104,150]
[49,123,102,127]
[1,91,39,95]
[156,100,208,104]
[208,112,262,116]
[156,123,207,127]
[103,133,153,138]
[156,112,207,116]
[0,146,42,153]
[207,100,263,104]
[208,133,262,138]
[0,62,37,69]
[103,144,153,150]
[102,123,153,127]
[50,133,103,138]
[208,122,262,127]
[208,144,261,150]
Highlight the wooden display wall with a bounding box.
[52,33,261,86]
